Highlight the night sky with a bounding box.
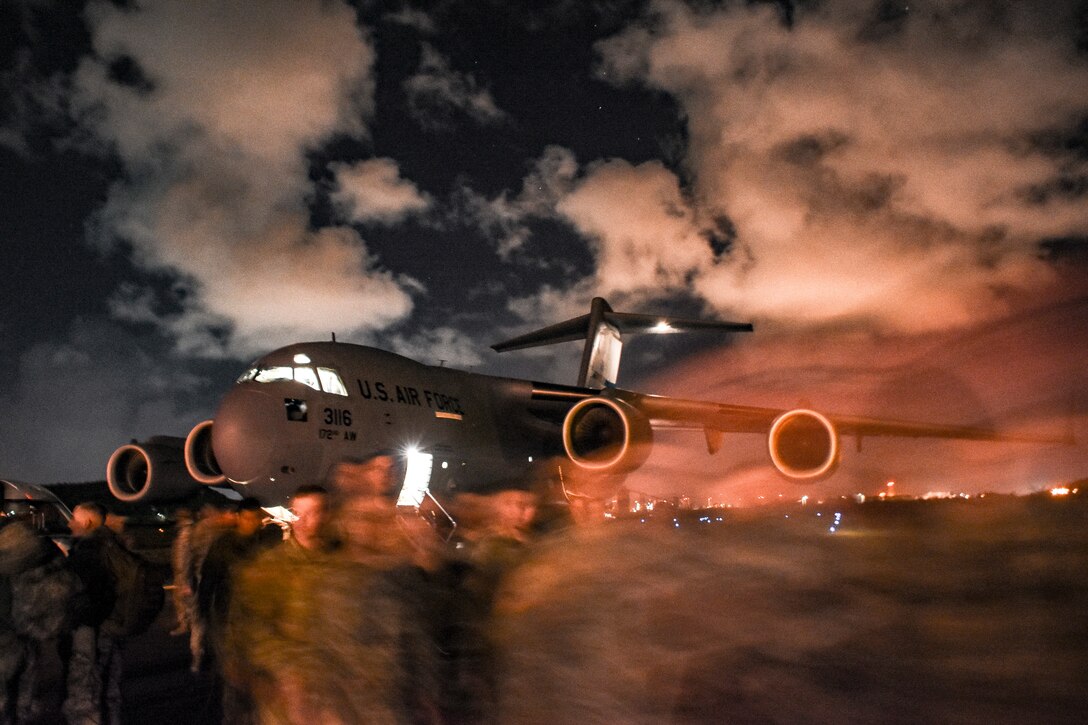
[2,0,1086,499]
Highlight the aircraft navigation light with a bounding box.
[650,320,674,333]
[293,353,311,364]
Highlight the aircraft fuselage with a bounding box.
[207,341,570,504]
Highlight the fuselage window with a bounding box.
[317,367,348,396]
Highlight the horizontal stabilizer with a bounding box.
[491,306,752,352]
[492,297,753,388]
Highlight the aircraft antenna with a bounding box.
[331,332,337,342]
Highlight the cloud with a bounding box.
[404,43,507,130]
[556,157,715,298]
[67,0,418,356]
[330,158,431,225]
[388,326,484,369]
[587,0,1088,333]
[383,7,437,34]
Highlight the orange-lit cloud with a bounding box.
[625,295,1088,500]
[591,0,1087,332]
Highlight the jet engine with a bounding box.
[767,409,840,481]
[562,397,652,473]
[184,419,226,485]
[106,436,203,502]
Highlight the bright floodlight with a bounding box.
[397,445,434,507]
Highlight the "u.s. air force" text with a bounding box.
[356,379,464,414]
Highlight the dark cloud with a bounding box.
[0,319,215,482]
[404,43,507,131]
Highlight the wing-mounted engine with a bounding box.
[767,409,840,481]
[562,396,653,473]
[184,419,226,485]
[107,436,203,502]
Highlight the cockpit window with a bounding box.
[317,367,348,396]
[253,366,293,384]
[237,364,348,396]
[294,366,320,391]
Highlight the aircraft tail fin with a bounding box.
[491,297,753,389]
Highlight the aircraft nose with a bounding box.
[211,387,280,483]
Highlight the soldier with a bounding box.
[168,507,194,635]
[0,518,81,724]
[185,497,236,672]
[227,485,336,725]
[437,489,539,724]
[62,501,128,725]
[198,497,267,723]
[315,456,442,724]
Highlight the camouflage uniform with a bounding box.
[227,539,334,725]
[0,521,81,724]
[168,510,194,634]
[185,514,232,671]
[307,553,440,725]
[63,525,131,725]
[229,533,440,724]
[436,533,530,724]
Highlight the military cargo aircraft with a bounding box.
[106,297,1032,507]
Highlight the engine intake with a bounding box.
[767,409,840,481]
[107,436,203,502]
[562,397,652,472]
[184,419,226,485]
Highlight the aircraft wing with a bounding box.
[626,391,1060,443]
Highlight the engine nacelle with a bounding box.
[562,397,652,473]
[184,419,226,485]
[767,409,840,481]
[106,436,203,502]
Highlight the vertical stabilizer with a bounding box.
[491,297,753,389]
[578,297,621,388]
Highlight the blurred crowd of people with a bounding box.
[1,454,571,725]
[169,452,564,725]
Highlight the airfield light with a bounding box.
[293,353,311,364]
[1050,486,1071,497]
